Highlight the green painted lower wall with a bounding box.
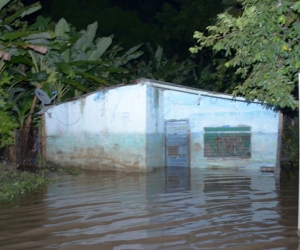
[46,133,147,171]
[146,133,165,169]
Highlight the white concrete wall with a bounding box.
[45,84,148,171]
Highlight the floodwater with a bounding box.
[0,168,299,250]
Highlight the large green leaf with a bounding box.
[73,31,88,52]
[24,31,55,40]
[31,71,49,81]
[0,0,10,12]
[7,87,25,96]
[75,71,109,86]
[154,45,163,70]
[4,2,41,24]
[164,55,178,71]
[62,78,89,92]
[13,92,32,103]
[20,4,41,18]
[123,43,143,57]
[60,33,82,54]
[125,51,143,62]
[27,16,51,31]
[87,37,112,61]
[1,31,54,40]
[69,60,106,67]
[55,18,70,37]
[10,56,34,67]
[55,62,74,76]
[62,49,70,63]
[28,38,50,45]
[83,22,98,51]
[72,51,87,62]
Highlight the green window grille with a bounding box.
[204,127,251,158]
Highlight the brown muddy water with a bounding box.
[0,168,299,250]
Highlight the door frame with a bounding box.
[165,119,190,167]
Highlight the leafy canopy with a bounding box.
[190,0,300,109]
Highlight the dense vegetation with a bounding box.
[191,0,300,109]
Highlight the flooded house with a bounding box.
[43,78,282,172]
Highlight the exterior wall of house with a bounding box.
[163,89,279,169]
[44,79,280,171]
[145,85,165,169]
[45,84,148,171]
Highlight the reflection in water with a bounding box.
[0,168,298,249]
[165,167,190,193]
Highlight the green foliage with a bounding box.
[55,166,83,176]
[0,164,51,203]
[190,0,300,109]
[197,57,241,93]
[128,44,195,84]
[50,19,144,94]
[156,0,224,58]
[157,0,224,42]
[0,72,18,148]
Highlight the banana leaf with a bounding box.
[164,55,178,71]
[60,33,82,54]
[1,31,54,40]
[0,0,10,12]
[7,87,25,96]
[55,62,74,75]
[27,16,51,31]
[123,43,143,57]
[55,18,70,37]
[24,31,55,40]
[75,71,109,86]
[69,60,108,67]
[31,71,49,81]
[154,46,163,70]
[87,37,112,61]
[63,78,89,92]
[83,22,98,51]
[4,2,41,24]
[73,31,87,52]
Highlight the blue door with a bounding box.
[165,120,190,167]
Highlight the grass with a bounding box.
[0,164,51,203]
[55,166,83,176]
[0,164,83,204]
[0,165,52,203]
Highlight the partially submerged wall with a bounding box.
[163,90,279,168]
[45,84,148,171]
[145,85,165,169]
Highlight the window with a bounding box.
[204,127,251,158]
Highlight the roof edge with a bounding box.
[138,78,256,103]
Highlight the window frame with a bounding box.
[204,126,251,158]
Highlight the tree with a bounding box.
[49,0,161,48]
[0,0,145,148]
[0,72,18,147]
[128,44,195,84]
[190,0,300,109]
[156,0,224,58]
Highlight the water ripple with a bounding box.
[0,168,298,249]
